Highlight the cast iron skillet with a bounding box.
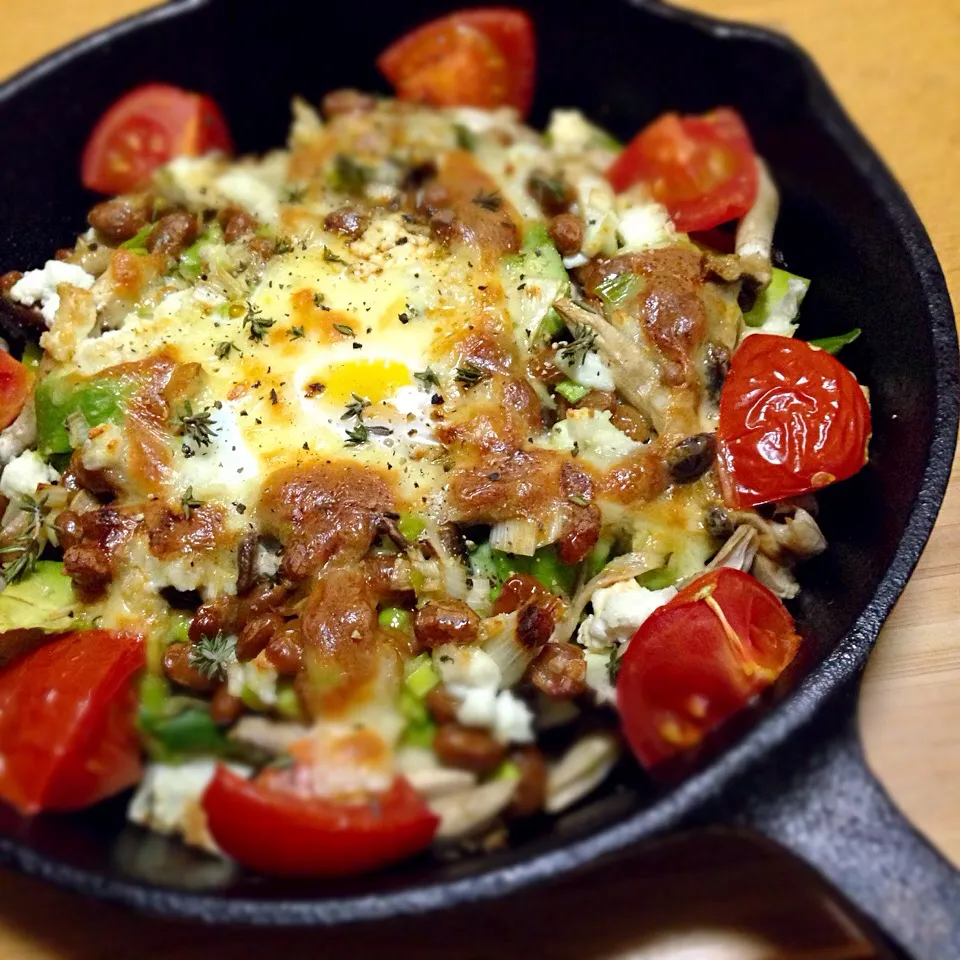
[0,0,957,955]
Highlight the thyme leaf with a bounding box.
[180,486,203,519]
[557,324,598,367]
[454,363,484,386]
[242,302,275,342]
[344,423,369,446]
[341,393,371,422]
[188,631,236,681]
[176,400,218,448]
[472,190,503,212]
[413,368,440,390]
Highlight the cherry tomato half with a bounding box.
[0,351,32,431]
[81,83,233,195]
[377,8,536,116]
[0,630,144,815]
[203,766,439,877]
[607,108,758,232]
[617,568,800,768]
[716,334,872,509]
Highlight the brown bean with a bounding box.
[429,208,457,245]
[235,532,258,596]
[163,643,213,692]
[413,599,480,648]
[574,389,617,413]
[527,347,566,386]
[210,684,243,725]
[323,206,369,240]
[507,746,547,817]
[236,612,283,662]
[433,723,507,774]
[527,171,574,217]
[236,580,292,625]
[548,213,584,257]
[528,641,587,699]
[557,502,601,565]
[666,433,716,484]
[517,602,555,649]
[146,211,198,258]
[189,596,236,643]
[221,207,258,243]
[321,89,377,118]
[264,630,303,676]
[0,271,22,294]
[610,402,651,442]
[87,198,147,244]
[425,685,461,725]
[247,236,277,259]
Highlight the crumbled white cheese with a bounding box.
[0,449,57,500]
[579,580,677,652]
[215,168,280,224]
[572,174,619,258]
[555,347,616,391]
[10,260,94,325]
[546,109,611,155]
[227,654,278,706]
[617,201,676,252]
[434,645,502,691]
[540,408,640,468]
[0,403,37,467]
[128,759,251,852]
[583,650,617,706]
[447,105,521,136]
[455,686,535,744]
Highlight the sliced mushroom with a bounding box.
[735,157,779,289]
[545,731,620,814]
[429,778,518,840]
[751,552,800,599]
[704,525,759,574]
[552,298,665,434]
[405,765,478,800]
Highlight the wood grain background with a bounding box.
[0,1,957,956]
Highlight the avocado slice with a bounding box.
[0,561,81,665]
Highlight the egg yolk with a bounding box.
[320,359,413,406]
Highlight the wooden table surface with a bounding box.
[1,1,957,957]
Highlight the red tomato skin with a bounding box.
[81,83,233,195]
[203,767,440,877]
[0,630,144,814]
[607,108,758,232]
[716,335,872,508]
[618,569,799,768]
[0,352,32,431]
[377,8,536,115]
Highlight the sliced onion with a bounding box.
[479,611,534,687]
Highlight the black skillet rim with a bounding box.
[0,0,956,925]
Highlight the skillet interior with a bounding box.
[0,0,955,923]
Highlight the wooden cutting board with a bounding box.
[0,1,957,956]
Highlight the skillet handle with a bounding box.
[724,687,960,959]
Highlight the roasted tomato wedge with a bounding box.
[81,83,233,195]
[716,334,872,509]
[377,8,536,115]
[0,351,32,431]
[0,630,144,814]
[203,765,439,877]
[617,568,800,767]
[607,108,758,232]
